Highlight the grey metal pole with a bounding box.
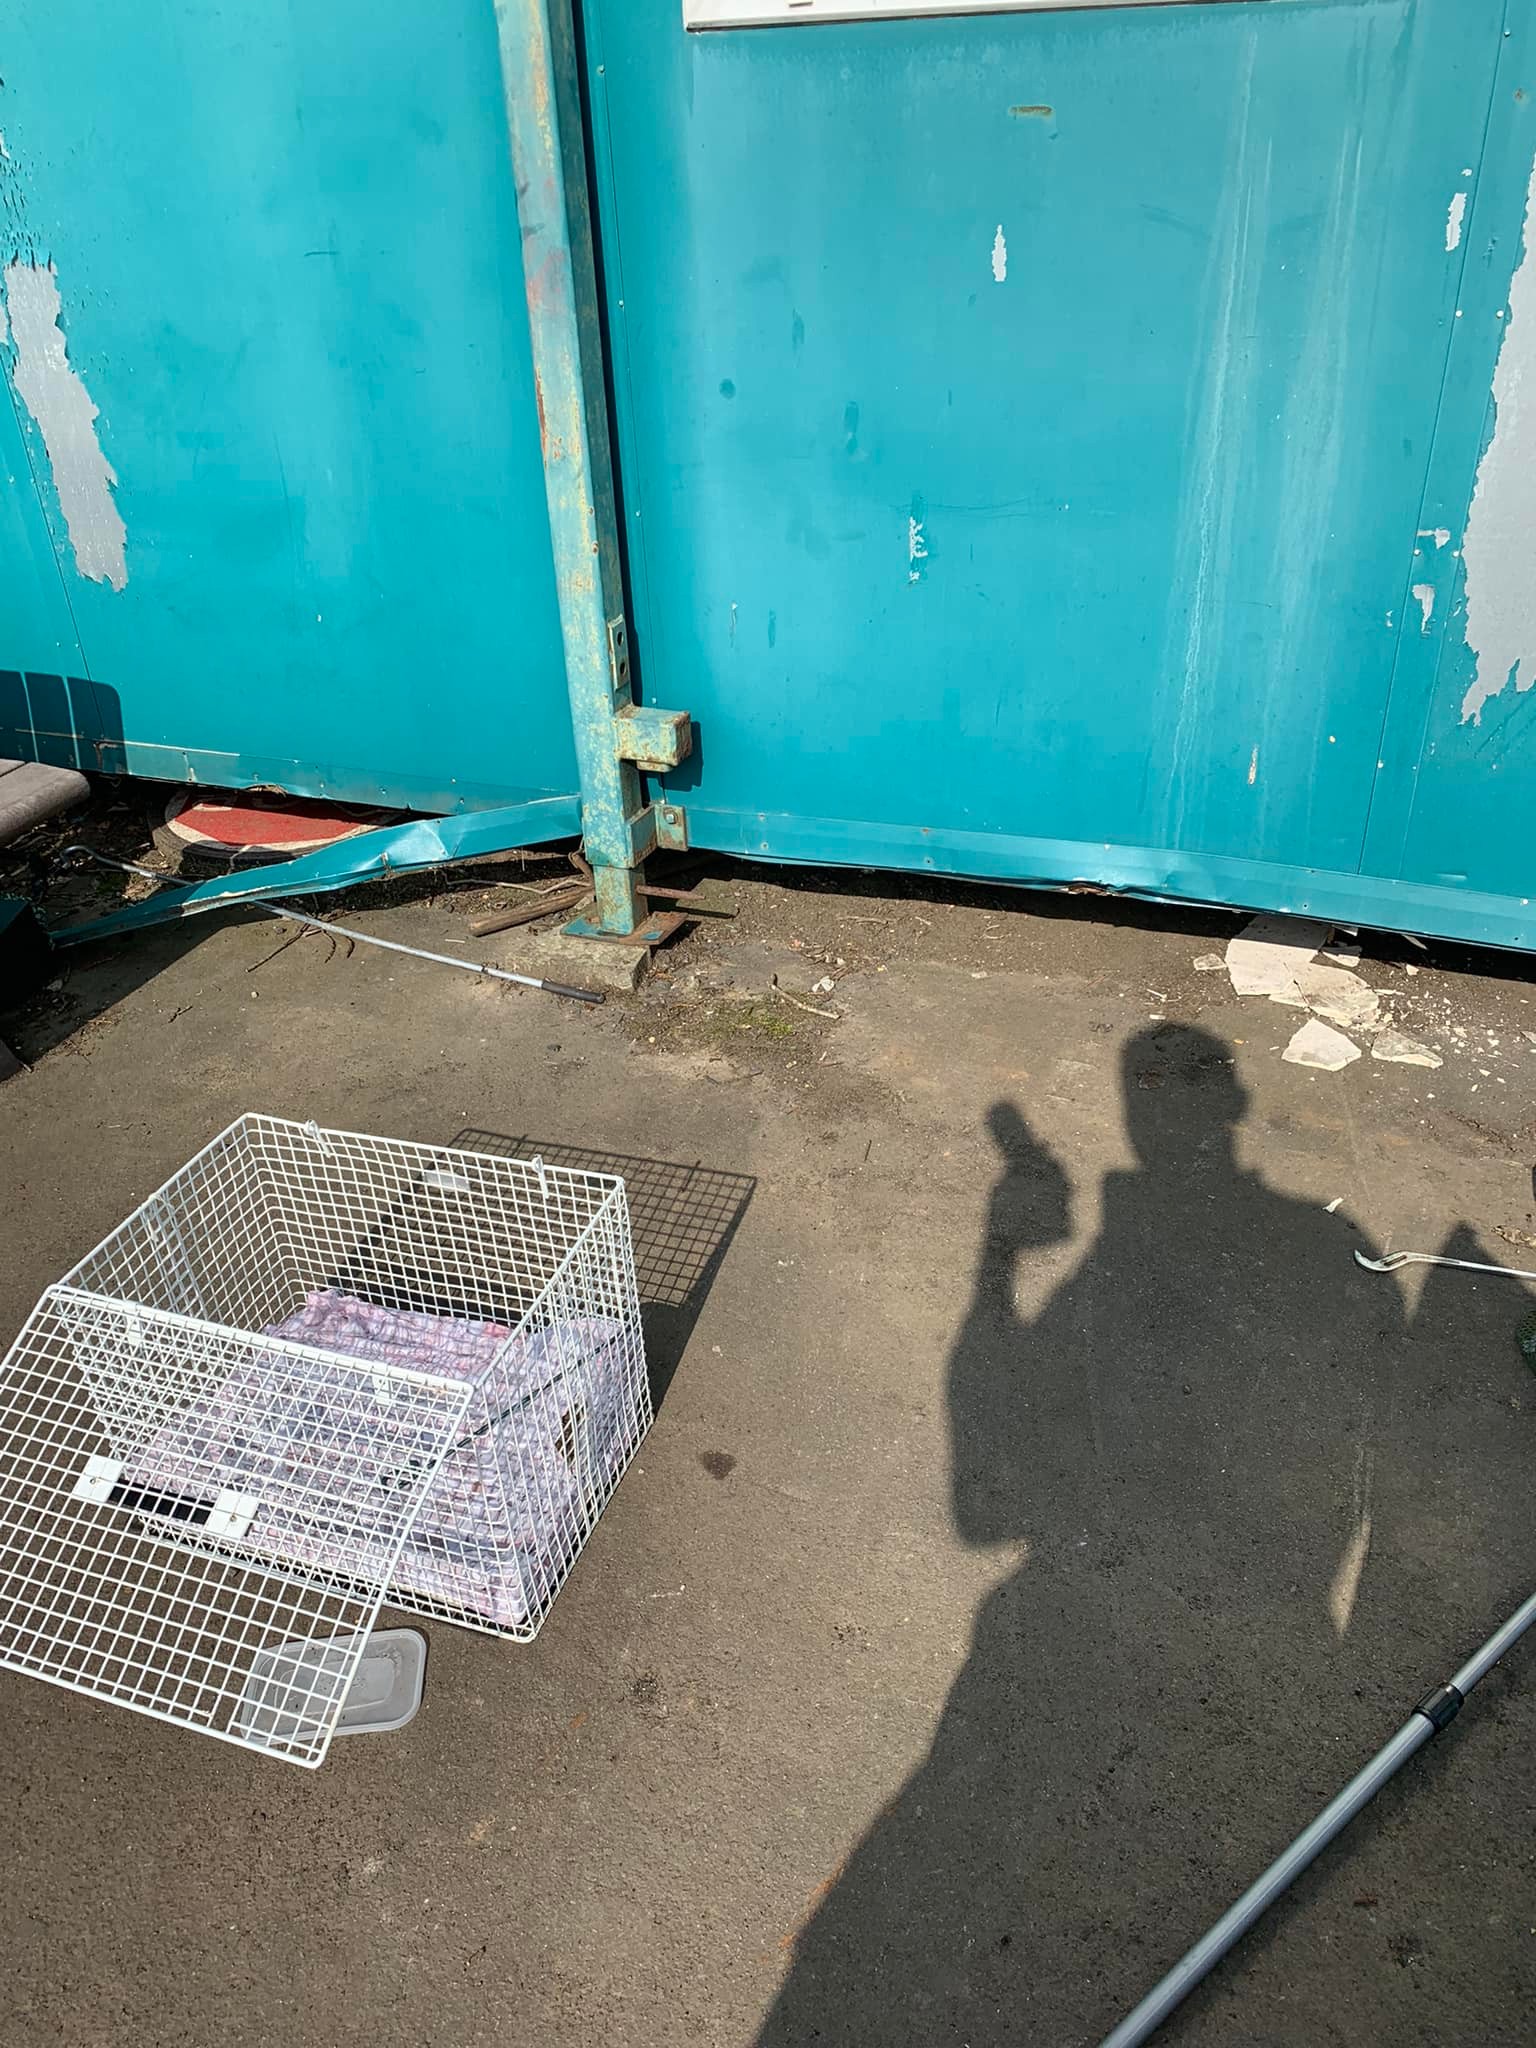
[56,846,606,1003]
[1098,1587,1536,2048]
[247,903,606,1004]
[491,0,645,935]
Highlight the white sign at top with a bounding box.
[686,0,1257,25]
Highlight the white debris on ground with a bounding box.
[1283,1018,1363,1071]
[1224,915,1328,1001]
[1371,1028,1442,1069]
[1192,953,1226,972]
[1291,961,1381,1033]
[1208,913,1514,1076]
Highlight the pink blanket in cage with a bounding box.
[122,1289,634,1630]
[271,1289,516,1381]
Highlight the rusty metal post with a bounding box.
[493,0,649,933]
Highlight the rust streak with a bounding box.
[534,369,565,463]
[526,246,570,319]
[1009,104,1054,119]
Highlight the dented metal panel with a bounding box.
[52,795,583,945]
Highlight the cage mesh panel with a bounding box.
[0,1287,470,1766]
[66,1124,294,1334]
[43,1118,651,1658]
[378,1175,651,1638]
[245,1121,613,1328]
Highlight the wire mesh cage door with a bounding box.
[0,1287,472,1766]
[0,1117,653,1763]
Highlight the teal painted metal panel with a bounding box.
[0,1,577,814]
[672,802,1536,952]
[1362,23,1536,908]
[6,0,1535,956]
[585,0,1536,943]
[0,390,84,686]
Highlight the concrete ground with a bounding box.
[2,834,1535,2047]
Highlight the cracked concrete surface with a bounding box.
[1,868,1534,2047]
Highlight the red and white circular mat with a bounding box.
[163,790,389,857]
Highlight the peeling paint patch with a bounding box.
[1417,527,1451,548]
[1411,582,1435,634]
[1460,152,1536,723]
[907,518,927,581]
[1247,746,1258,786]
[0,133,10,163]
[2,261,127,590]
[907,494,929,586]
[991,225,1007,284]
[1446,190,1467,251]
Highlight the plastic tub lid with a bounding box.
[233,1627,428,1747]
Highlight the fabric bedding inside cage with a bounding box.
[121,1290,639,1631]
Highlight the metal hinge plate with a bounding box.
[607,616,631,697]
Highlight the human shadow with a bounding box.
[758,1024,1533,2047]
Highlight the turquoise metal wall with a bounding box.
[6,1,1536,953]
[0,2,578,814]
[584,0,1536,948]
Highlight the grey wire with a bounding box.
[244,900,568,996]
[1354,1248,1536,1283]
[53,843,600,1002]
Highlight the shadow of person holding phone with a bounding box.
[757,1024,1438,2046]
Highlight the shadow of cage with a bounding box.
[451,1131,754,1407]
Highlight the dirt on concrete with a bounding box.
[1,801,1535,2047]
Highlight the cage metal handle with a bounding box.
[72,1456,259,1540]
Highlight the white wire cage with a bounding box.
[0,1116,652,1766]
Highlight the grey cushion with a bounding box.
[0,759,89,845]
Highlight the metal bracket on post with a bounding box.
[653,803,689,852]
[495,1,690,938]
[607,616,631,697]
[615,706,692,774]
[609,614,693,772]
